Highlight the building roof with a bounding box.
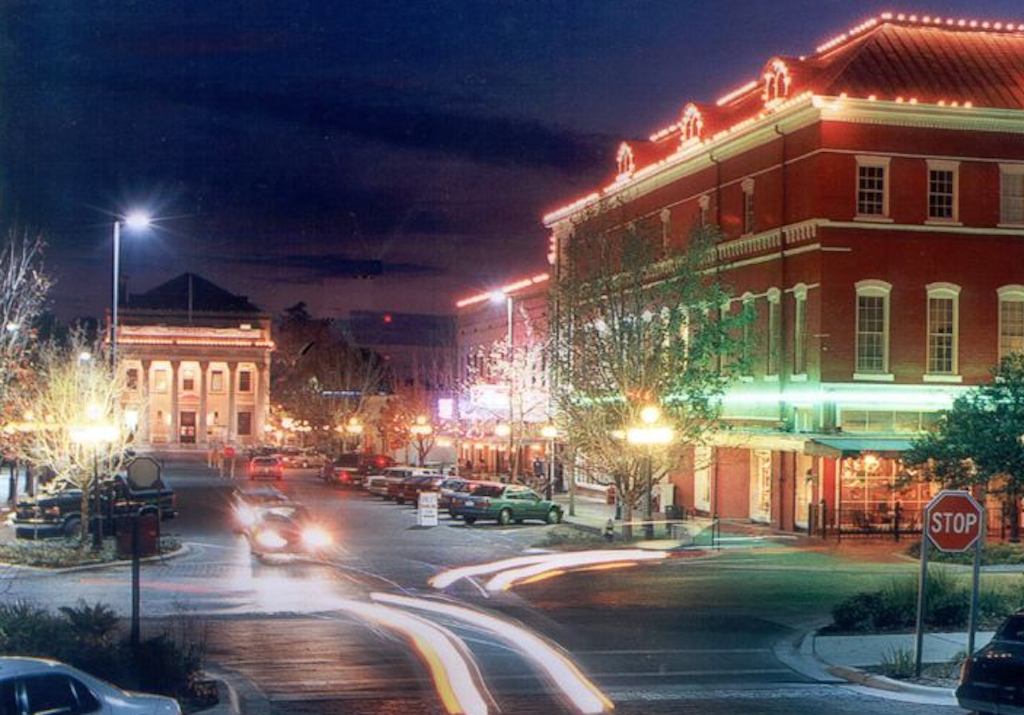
[126,273,263,314]
[560,12,1024,217]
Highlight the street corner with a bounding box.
[202,664,272,715]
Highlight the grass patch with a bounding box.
[879,645,915,679]
[906,540,1024,565]
[0,536,182,568]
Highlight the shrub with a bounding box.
[879,645,915,679]
[832,591,884,631]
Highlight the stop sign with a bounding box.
[926,490,984,552]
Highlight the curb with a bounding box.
[203,664,272,715]
[826,665,956,700]
[0,542,191,574]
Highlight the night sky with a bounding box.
[2,0,1021,320]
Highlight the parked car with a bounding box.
[244,504,333,559]
[13,474,177,540]
[279,448,327,469]
[449,484,563,526]
[248,456,284,481]
[0,656,181,714]
[395,475,447,505]
[366,467,440,498]
[439,478,494,513]
[321,453,395,487]
[230,487,292,533]
[957,610,1024,714]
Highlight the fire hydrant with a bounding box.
[604,518,615,542]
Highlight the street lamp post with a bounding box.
[111,212,151,367]
[70,417,119,550]
[626,404,674,540]
[490,291,515,479]
[541,424,558,500]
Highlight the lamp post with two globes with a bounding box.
[626,404,674,540]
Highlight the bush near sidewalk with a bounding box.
[827,568,1024,633]
[0,601,214,711]
[0,537,181,568]
[906,540,1024,566]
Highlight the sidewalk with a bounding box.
[552,493,730,547]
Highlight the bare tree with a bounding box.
[551,219,751,536]
[13,332,137,543]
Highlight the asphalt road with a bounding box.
[1,458,968,715]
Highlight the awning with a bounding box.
[804,437,916,459]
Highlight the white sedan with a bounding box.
[0,657,181,714]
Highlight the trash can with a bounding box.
[115,512,161,559]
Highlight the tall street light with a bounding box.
[626,404,674,540]
[490,290,515,478]
[541,423,558,500]
[111,211,151,367]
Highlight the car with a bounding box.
[439,478,494,513]
[449,484,563,526]
[366,467,440,499]
[230,487,292,532]
[957,610,1024,714]
[248,456,284,481]
[395,475,447,505]
[244,504,333,559]
[279,448,327,469]
[0,656,181,714]
[321,453,395,487]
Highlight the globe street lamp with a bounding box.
[626,404,674,540]
[70,408,119,550]
[111,211,151,367]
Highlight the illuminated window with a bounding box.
[998,286,1024,359]
[182,370,195,392]
[856,156,890,217]
[766,288,780,376]
[126,368,139,391]
[927,160,958,221]
[153,369,168,393]
[681,103,704,143]
[793,285,808,375]
[210,370,224,393]
[616,142,635,179]
[926,283,960,376]
[855,280,891,375]
[762,59,791,106]
[238,370,252,392]
[1000,164,1024,225]
[742,178,755,234]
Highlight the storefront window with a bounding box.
[838,455,936,531]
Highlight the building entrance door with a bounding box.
[180,411,197,444]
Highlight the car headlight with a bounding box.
[235,505,256,527]
[302,526,332,549]
[255,529,288,549]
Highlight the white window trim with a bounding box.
[741,178,755,236]
[854,279,892,377]
[999,163,1024,227]
[998,284,1024,360]
[792,283,808,379]
[925,159,960,225]
[925,282,961,378]
[855,155,891,221]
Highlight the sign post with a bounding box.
[417,491,439,527]
[914,490,984,677]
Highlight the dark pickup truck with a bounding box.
[13,474,176,539]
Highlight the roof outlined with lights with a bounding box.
[544,11,1024,226]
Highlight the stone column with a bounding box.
[198,361,209,446]
[256,358,270,443]
[170,361,181,446]
[227,362,237,444]
[141,360,152,445]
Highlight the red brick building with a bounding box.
[544,13,1024,532]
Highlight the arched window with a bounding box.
[762,58,791,107]
[854,280,892,377]
[998,285,1024,359]
[616,142,635,179]
[681,103,704,144]
[926,283,960,377]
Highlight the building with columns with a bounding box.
[113,273,273,449]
